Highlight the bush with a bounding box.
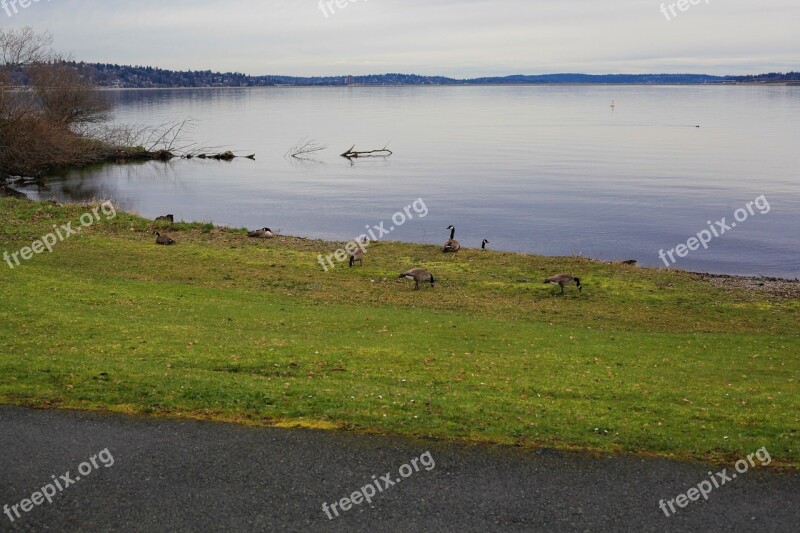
[1,27,111,176]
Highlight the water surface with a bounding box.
[23,86,800,277]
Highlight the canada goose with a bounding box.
[153,231,175,246]
[349,249,364,267]
[350,248,365,268]
[621,260,637,266]
[399,268,435,290]
[443,225,461,253]
[155,214,174,223]
[481,239,490,250]
[544,274,582,295]
[349,239,367,267]
[248,227,274,239]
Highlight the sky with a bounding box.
[1,0,798,77]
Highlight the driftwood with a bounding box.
[340,144,393,159]
[285,138,327,160]
[184,151,255,161]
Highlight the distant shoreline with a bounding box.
[96,82,800,90]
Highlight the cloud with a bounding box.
[5,0,798,75]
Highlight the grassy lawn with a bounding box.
[1,197,798,467]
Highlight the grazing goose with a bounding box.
[621,260,637,266]
[544,273,582,295]
[442,225,461,253]
[481,239,490,250]
[248,227,274,239]
[399,268,435,290]
[155,214,174,223]
[153,231,175,246]
[349,239,367,267]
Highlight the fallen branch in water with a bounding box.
[340,144,393,159]
[99,121,254,163]
[186,151,255,161]
[285,138,327,160]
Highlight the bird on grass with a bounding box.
[443,225,461,253]
[349,238,367,267]
[155,214,174,223]
[349,249,364,267]
[248,227,274,239]
[481,239,490,250]
[544,274,582,295]
[153,231,175,245]
[399,268,435,290]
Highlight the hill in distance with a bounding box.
[66,62,800,88]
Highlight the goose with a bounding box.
[349,249,364,267]
[248,227,274,239]
[481,239,490,250]
[442,225,461,253]
[399,268,435,290]
[544,273,582,295]
[153,231,175,246]
[349,238,367,267]
[155,214,174,223]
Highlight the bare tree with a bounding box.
[0,28,111,175]
[28,58,111,127]
[0,27,52,67]
[1,27,247,176]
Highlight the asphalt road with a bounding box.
[1,406,798,532]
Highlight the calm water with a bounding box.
[23,86,800,277]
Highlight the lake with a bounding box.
[21,85,800,277]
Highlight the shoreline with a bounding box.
[4,193,799,286]
[689,272,800,298]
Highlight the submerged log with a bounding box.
[213,151,235,161]
[183,151,255,161]
[340,144,393,159]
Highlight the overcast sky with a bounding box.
[2,0,798,76]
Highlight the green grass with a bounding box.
[1,197,798,467]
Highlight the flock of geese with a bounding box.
[151,218,583,295]
[400,225,581,294]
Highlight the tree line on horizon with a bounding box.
[67,62,800,88]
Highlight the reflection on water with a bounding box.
[19,85,800,277]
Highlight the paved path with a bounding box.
[1,406,798,532]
